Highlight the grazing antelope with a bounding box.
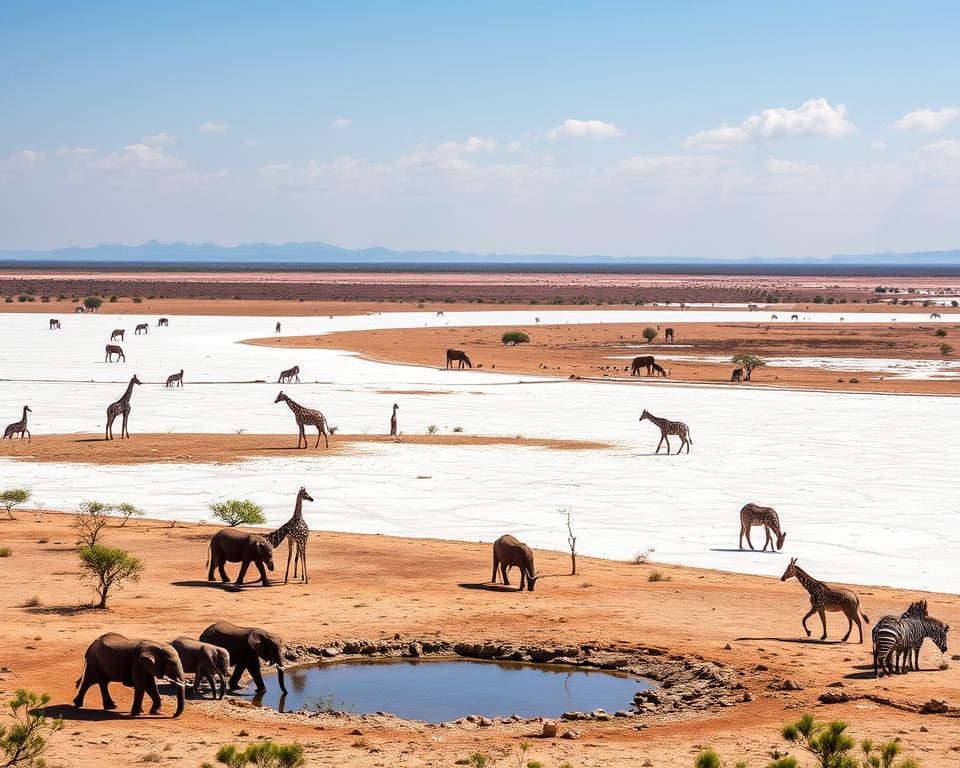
[135,323,149,335]
[638,409,692,454]
[445,349,472,369]
[111,329,125,342]
[49,318,61,330]
[278,365,300,384]
[158,318,169,327]
[105,344,125,362]
[780,558,869,643]
[165,369,184,388]
[630,356,655,376]
[738,503,785,551]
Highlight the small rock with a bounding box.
[350,729,363,736]
[741,692,753,703]
[541,721,558,738]
[478,717,493,727]
[818,691,851,704]
[614,710,632,718]
[408,642,423,657]
[723,643,733,650]
[826,681,845,688]
[754,664,768,672]
[919,725,929,733]
[951,654,960,661]
[920,699,949,715]
[560,729,581,740]
[321,647,341,658]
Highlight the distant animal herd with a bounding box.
[5,311,952,722]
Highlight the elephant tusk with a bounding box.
[163,677,187,688]
[275,664,286,671]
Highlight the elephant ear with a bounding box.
[138,650,160,677]
[247,631,263,654]
[217,648,231,672]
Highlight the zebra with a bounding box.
[872,600,949,677]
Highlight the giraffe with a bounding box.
[3,406,31,442]
[274,391,332,448]
[105,344,125,362]
[738,503,786,551]
[165,369,184,388]
[111,329,125,342]
[638,409,692,454]
[49,318,61,330]
[278,365,300,384]
[135,323,149,335]
[264,487,315,584]
[390,403,399,436]
[105,375,142,440]
[780,557,870,643]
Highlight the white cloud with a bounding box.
[547,119,624,140]
[198,122,229,133]
[142,132,177,146]
[915,139,960,179]
[765,158,819,175]
[330,118,352,128]
[6,149,45,167]
[871,140,887,151]
[55,147,98,157]
[891,107,960,133]
[91,143,185,172]
[505,141,524,153]
[435,136,497,155]
[617,154,740,184]
[685,98,856,149]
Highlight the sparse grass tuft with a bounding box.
[632,548,654,565]
[0,547,11,557]
[21,596,42,608]
[647,570,671,583]
[426,424,439,435]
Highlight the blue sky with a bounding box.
[2,1,959,257]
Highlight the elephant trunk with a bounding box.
[276,664,288,694]
[173,683,185,718]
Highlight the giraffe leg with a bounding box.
[121,411,130,439]
[762,527,771,552]
[300,541,308,584]
[284,538,293,584]
[315,425,322,448]
[744,527,755,550]
[654,435,664,454]
[299,424,307,449]
[818,608,828,640]
[801,607,816,637]
[663,434,671,453]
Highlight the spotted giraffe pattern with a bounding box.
[780,558,869,643]
[738,503,786,551]
[106,375,141,440]
[638,409,692,454]
[264,487,314,584]
[3,405,31,441]
[274,391,331,448]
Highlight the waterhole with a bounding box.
[249,658,653,722]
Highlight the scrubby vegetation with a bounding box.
[208,499,265,527]
[0,489,31,521]
[502,331,530,345]
[0,688,62,768]
[72,501,113,547]
[731,353,768,380]
[82,296,102,311]
[78,544,144,609]
[203,741,304,768]
[642,326,658,343]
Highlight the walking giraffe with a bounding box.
[274,391,332,448]
[738,503,786,551]
[165,369,184,388]
[3,406,31,442]
[781,557,869,643]
[390,403,399,436]
[105,375,142,440]
[264,487,315,584]
[638,409,692,454]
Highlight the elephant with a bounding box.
[74,633,186,717]
[731,368,743,382]
[446,348,472,369]
[631,355,655,376]
[491,534,538,592]
[199,621,288,694]
[171,637,229,699]
[207,528,275,587]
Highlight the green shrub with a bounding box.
[109,295,118,303]
[940,343,954,356]
[78,544,144,609]
[0,488,31,520]
[0,548,11,558]
[813,295,825,304]
[73,500,113,547]
[209,741,305,768]
[731,353,768,381]
[132,296,142,304]
[501,331,530,345]
[114,502,144,527]
[642,326,658,343]
[83,296,103,311]
[0,688,63,767]
[935,328,947,337]
[208,499,265,527]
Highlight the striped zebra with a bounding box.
[872,600,949,677]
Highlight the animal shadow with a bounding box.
[171,580,243,593]
[39,704,127,722]
[457,582,522,593]
[23,604,94,617]
[734,636,846,645]
[709,548,780,554]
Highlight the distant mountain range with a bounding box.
[1,240,960,267]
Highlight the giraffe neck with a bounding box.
[792,566,822,595]
[121,379,137,402]
[21,407,28,420]
[282,394,299,411]
[646,414,668,428]
[293,497,303,519]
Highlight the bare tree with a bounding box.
[559,507,577,575]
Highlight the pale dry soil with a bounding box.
[0,433,609,465]
[249,320,960,396]
[0,514,958,767]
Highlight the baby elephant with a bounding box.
[74,633,186,717]
[171,637,229,699]
[207,528,275,587]
[200,621,288,694]
[491,534,538,591]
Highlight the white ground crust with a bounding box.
[1,309,957,593]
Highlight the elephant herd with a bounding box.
[73,621,287,718]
